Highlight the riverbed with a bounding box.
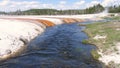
[0,22,105,68]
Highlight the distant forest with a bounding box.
[0,4,120,15]
[109,5,120,13]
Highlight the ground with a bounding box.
[84,16,120,67]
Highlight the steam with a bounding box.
[98,7,109,17]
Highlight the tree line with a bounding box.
[108,5,120,13]
[0,4,119,15]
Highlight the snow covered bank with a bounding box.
[0,19,44,60]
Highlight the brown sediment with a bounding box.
[63,18,83,23]
[62,18,75,23]
[56,18,84,23]
[18,18,55,27]
[1,18,55,27]
[74,18,84,22]
[35,19,55,27]
[39,17,84,23]
[1,17,84,27]
[16,18,55,27]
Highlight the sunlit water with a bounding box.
[0,22,105,68]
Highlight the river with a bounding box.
[0,22,105,68]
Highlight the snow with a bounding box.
[0,19,44,59]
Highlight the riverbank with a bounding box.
[0,13,108,60]
[0,17,83,60]
[0,19,45,60]
[84,16,120,67]
[0,22,106,68]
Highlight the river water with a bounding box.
[0,22,105,68]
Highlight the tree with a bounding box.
[109,5,120,13]
[84,4,105,14]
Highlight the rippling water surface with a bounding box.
[0,22,105,68]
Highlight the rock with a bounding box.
[0,49,11,56]
[6,50,12,54]
[93,35,107,40]
[19,37,28,45]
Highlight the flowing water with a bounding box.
[0,22,105,68]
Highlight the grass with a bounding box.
[82,40,89,44]
[103,15,120,19]
[84,16,120,53]
[107,61,120,68]
[91,50,101,60]
[110,16,120,20]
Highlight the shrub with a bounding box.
[82,40,89,44]
[91,50,101,60]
